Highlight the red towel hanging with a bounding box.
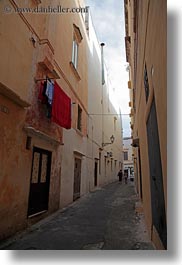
[52,82,71,129]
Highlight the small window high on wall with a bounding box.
[71,24,83,70]
[77,105,82,131]
[72,38,78,69]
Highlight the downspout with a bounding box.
[100,43,105,147]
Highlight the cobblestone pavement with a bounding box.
[0,181,155,250]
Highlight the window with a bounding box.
[77,105,82,131]
[114,117,117,131]
[84,9,89,36]
[71,24,83,70]
[124,151,128,161]
[144,64,149,102]
[72,38,78,69]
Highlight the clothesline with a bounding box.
[35,77,56,83]
[89,113,130,116]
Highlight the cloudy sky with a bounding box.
[85,0,131,137]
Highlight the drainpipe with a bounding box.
[100,43,105,147]
[100,43,105,85]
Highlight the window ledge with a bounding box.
[73,150,85,157]
[69,62,81,81]
[0,82,30,108]
[24,126,64,146]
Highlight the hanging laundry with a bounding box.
[52,82,71,129]
[38,81,47,104]
[45,79,54,105]
[46,104,52,119]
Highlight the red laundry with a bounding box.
[52,82,71,129]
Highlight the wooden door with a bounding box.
[28,147,52,216]
[73,158,81,201]
[147,98,167,248]
[94,161,98,187]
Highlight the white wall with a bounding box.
[60,129,87,208]
[60,10,124,209]
[87,12,123,188]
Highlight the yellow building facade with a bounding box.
[0,0,88,240]
[124,0,167,249]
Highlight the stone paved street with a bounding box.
[0,181,155,250]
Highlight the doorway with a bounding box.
[147,98,167,249]
[138,148,143,200]
[73,158,81,201]
[28,147,52,217]
[94,161,98,186]
[124,169,128,177]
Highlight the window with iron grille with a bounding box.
[144,64,149,102]
[77,105,82,131]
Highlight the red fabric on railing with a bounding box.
[52,82,71,129]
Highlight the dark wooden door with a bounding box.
[94,161,98,186]
[28,147,52,216]
[138,148,143,200]
[73,158,81,201]
[147,98,167,249]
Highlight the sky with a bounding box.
[85,0,131,137]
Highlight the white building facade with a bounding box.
[87,11,123,189]
[60,6,124,208]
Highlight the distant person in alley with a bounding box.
[117,169,123,183]
[124,171,128,184]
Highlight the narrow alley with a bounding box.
[0,0,167,251]
[0,181,154,250]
